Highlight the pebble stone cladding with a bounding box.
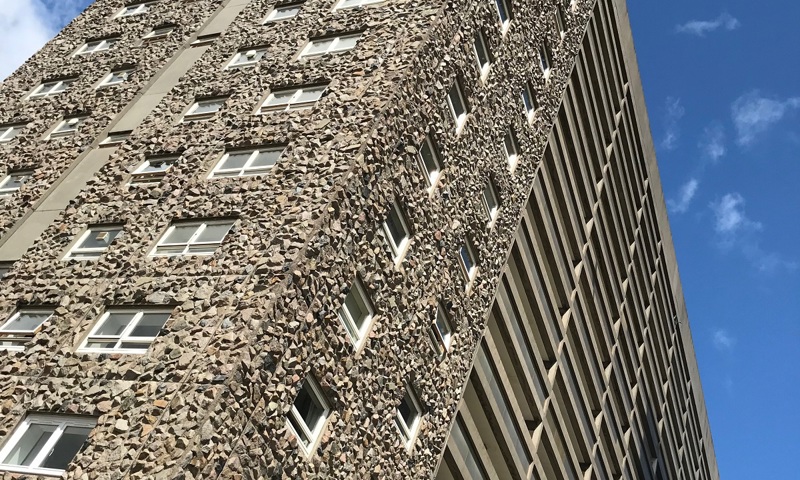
[0,0,717,478]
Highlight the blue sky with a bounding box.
[1,0,797,477]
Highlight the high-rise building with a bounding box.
[0,0,718,478]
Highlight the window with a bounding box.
[299,33,361,58]
[473,31,492,80]
[143,25,174,40]
[287,376,330,455]
[0,124,23,143]
[78,309,171,353]
[555,5,567,39]
[428,303,453,356]
[101,131,132,145]
[74,38,117,55]
[116,2,155,17]
[338,278,374,348]
[0,262,12,278]
[0,171,33,195]
[97,69,131,87]
[495,0,512,32]
[482,181,500,223]
[383,201,411,262]
[264,3,302,22]
[191,33,219,46]
[48,117,85,139]
[65,226,123,260]
[395,384,423,449]
[150,219,234,257]
[0,414,95,476]
[521,82,538,121]
[0,310,53,351]
[209,146,284,178]
[129,156,177,184]
[334,0,384,10]
[258,84,326,113]
[28,79,75,99]
[446,80,469,133]
[459,242,478,283]
[503,129,520,171]
[225,48,267,69]
[539,42,552,76]
[418,135,443,190]
[182,98,226,122]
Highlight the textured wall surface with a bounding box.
[0,0,717,478]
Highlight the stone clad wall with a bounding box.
[0,0,597,478]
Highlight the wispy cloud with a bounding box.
[668,178,699,214]
[700,124,726,162]
[712,329,736,351]
[710,193,761,236]
[676,13,740,36]
[0,0,86,80]
[709,193,796,273]
[660,97,685,150]
[731,91,800,146]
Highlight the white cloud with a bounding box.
[676,13,740,36]
[710,193,761,235]
[731,91,800,146]
[712,329,735,351]
[708,193,796,273]
[0,0,86,80]
[700,124,726,162]
[660,97,685,151]
[668,178,699,214]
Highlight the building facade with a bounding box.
[0,0,718,478]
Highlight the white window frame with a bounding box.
[128,156,177,185]
[97,69,131,88]
[428,303,453,356]
[395,384,423,449]
[0,414,95,476]
[48,117,84,139]
[495,0,512,33]
[0,310,53,352]
[473,30,492,81]
[116,2,155,18]
[482,181,500,225]
[74,38,117,56]
[0,125,23,143]
[64,226,123,260]
[539,42,552,77]
[28,79,75,99]
[225,48,267,69]
[143,25,174,40]
[287,376,330,456]
[522,82,538,122]
[149,219,234,257]
[101,131,132,145]
[418,135,443,191]
[182,98,226,122]
[77,308,171,354]
[555,4,567,39]
[459,242,478,284]
[263,3,303,23]
[0,171,33,196]
[503,129,520,171]
[446,80,468,134]
[208,146,284,178]
[298,33,362,58]
[258,85,327,113]
[337,278,374,349]
[334,0,384,10]
[382,201,412,263]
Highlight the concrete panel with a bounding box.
[0,210,62,261]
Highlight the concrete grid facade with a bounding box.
[0,0,718,478]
